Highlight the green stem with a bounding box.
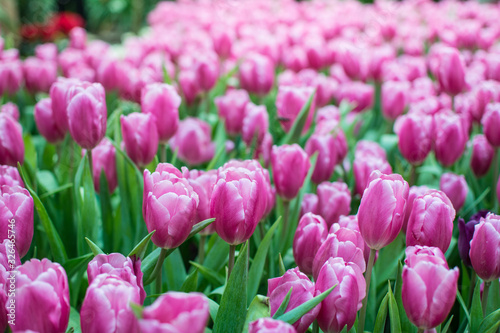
[88,149,93,177]
[313,321,319,333]
[468,270,476,308]
[228,244,236,280]
[409,164,417,186]
[493,149,499,212]
[482,281,491,316]
[259,222,265,240]
[358,248,377,333]
[282,200,290,241]
[198,235,206,265]
[144,248,168,286]
[417,328,425,333]
[160,143,167,163]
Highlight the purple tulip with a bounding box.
[0,114,24,167]
[239,53,274,95]
[139,292,209,333]
[170,118,215,166]
[121,113,159,167]
[23,57,57,93]
[0,166,23,188]
[141,83,181,143]
[406,190,456,253]
[276,85,316,133]
[457,211,488,267]
[249,318,297,333]
[80,274,140,333]
[439,173,468,212]
[357,171,409,250]
[271,144,310,200]
[382,80,410,120]
[317,181,351,227]
[0,103,19,121]
[403,185,431,233]
[305,133,337,184]
[268,267,319,333]
[470,134,494,177]
[315,257,366,333]
[394,112,433,165]
[482,103,500,147]
[242,103,269,148]
[405,245,448,269]
[9,259,69,333]
[214,89,250,136]
[0,185,33,258]
[293,213,329,276]
[34,98,66,144]
[433,110,468,167]
[470,213,500,281]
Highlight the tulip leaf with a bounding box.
[67,307,82,333]
[163,64,172,84]
[99,172,114,253]
[62,253,93,278]
[272,287,292,319]
[373,293,389,333]
[456,290,471,324]
[164,249,187,291]
[208,298,220,322]
[213,242,249,333]
[180,270,199,292]
[441,315,454,333]
[275,285,336,325]
[248,217,281,304]
[190,261,225,286]
[278,253,286,276]
[191,218,216,236]
[243,295,271,333]
[471,280,483,333]
[280,89,316,145]
[477,308,500,333]
[85,237,105,256]
[486,279,500,316]
[128,230,155,259]
[387,281,402,333]
[17,162,68,263]
[142,247,161,280]
[203,236,230,274]
[130,302,143,319]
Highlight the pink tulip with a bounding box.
[482,103,500,147]
[406,190,456,253]
[143,164,199,249]
[214,89,250,136]
[121,113,159,167]
[179,69,201,105]
[35,43,58,61]
[0,103,19,121]
[315,257,366,333]
[239,53,275,95]
[211,28,233,59]
[184,169,218,234]
[0,114,24,166]
[249,318,297,333]
[402,260,459,329]
[353,156,392,196]
[317,181,351,227]
[139,292,209,333]
[23,57,57,93]
[69,27,87,49]
[305,134,337,184]
[0,166,23,188]
[439,173,468,212]
[34,98,66,144]
[170,118,215,166]
[9,259,69,333]
[80,274,140,333]
[0,239,19,332]
[300,193,319,217]
[193,51,219,92]
[293,213,329,276]
[0,185,33,258]
[271,144,310,200]
[433,110,468,167]
[394,112,433,165]
[405,245,448,269]
[0,58,23,96]
[49,77,81,133]
[357,171,409,250]
[87,138,117,193]
[382,81,410,120]
[141,83,180,143]
[469,213,500,281]
[470,134,494,177]
[242,103,269,147]
[403,185,431,233]
[434,47,466,96]
[276,85,316,133]
[268,267,319,333]
[336,82,374,113]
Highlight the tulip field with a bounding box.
[2,0,500,332]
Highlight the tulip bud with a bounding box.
[358,171,409,250]
[406,190,455,253]
[439,173,468,212]
[268,267,319,333]
[470,213,500,281]
[9,259,69,333]
[179,69,201,105]
[170,118,215,166]
[0,185,33,258]
[1,102,19,121]
[239,53,274,95]
[394,112,433,165]
[403,185,431,233]
[81,274,140,333]
[0,114,24,167]
[86,138,117,193]
[435,47,466,96]
[139,292,209,333]
[242,103,269,147]
[433,111,468,167]
[141,83,180,142]
[88,253,145,304]
[49,77,81,133]
[316,257,366,333]
[23,57,57,93]
[271,144,310,200]
[305,134,337,184]
[249,318,297,333]
[67,82,107,150]
[402,261,459,330]
[0,165,23,188]
[482,103,500,147]
[382,80,410,120]
[470,134,494,177]
[293,213,329,276]
[317,181,351,227]
[69,27,87,49]
[0,58,23,96]
[214,89,250,136]
[120,113,159,167]
[34,98,66,144]
[300,193,318,217]
[210,161,267,245]
[276,86,316,133]
[405,245,448,268]
[457,211,488,267]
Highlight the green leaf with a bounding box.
[387,281,402,333]
[85,237,105,256]
[280,90,316,145]
[456,290,471,324]
[243,295,270,333]
[62,253,93,278]
[486,279,500,316]
[180,270,199,293]
[248,217,281,304]
[478,308,500,333]
[67,307,82,333]
[17,163,68,263]
[471,280,483,333]
[128,231,155,259]
[272,287,292,319]
[163,63,172,84]
[142,248,162,280]
[164,249,187,291]
[99,171,114,253]
[213,242,249,333]
[373,293,389,333]
[276,285,336,325]
[23,134,37,170]
[190,261,225,286]
[191,218,216,236]
[441,315,454,333]
[130,302,143,319]
[278,253,286,276]
[208,298,220,322]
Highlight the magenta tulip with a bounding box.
[35,43,58,61]
[470,134,494,177]
[382,80,410,120]
[139,292,209,333]
[239,53,274,95]
[403,185,431,233]
[434,47,466,96]
[88,138,117,193]
[268,267,319,333]
[214,89,250,136]
[394,112,433,165]
[405,245,448,269]
[271,144,310,200]
[293,213,329,276]
[469,213,500,281]
[336,82,374,113]
[482,103,500,147]
[0,58,23,96]
[242,103,269,147]
[317,181,351,227]
[69,27,87,49]
[49,77,81,133]
[357,171,409,250]
[305,133,337,184]
[179,69,201,105]
[34,98,66,144]
[121,113,159,167]
[439,173,468,212]
[141,83,180,142]
[9,259,69,333]
[0,165,23,188]
[249,318,297,333]
[0,103,19,121]
[23,57,57,93]
[184,169,218,234]
[170,118,215,166]
[300,193,318,217]
[433,110,468,167]
[276,85,316,133]
[0,114,24,167]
